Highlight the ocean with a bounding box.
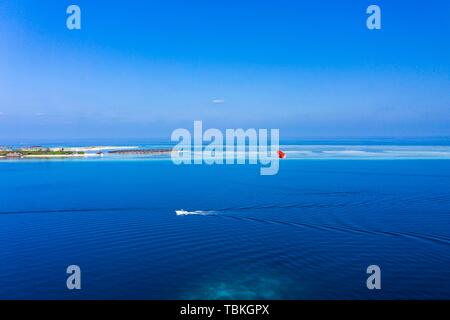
[1,142,450,299]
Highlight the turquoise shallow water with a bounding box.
[0,157,450,299]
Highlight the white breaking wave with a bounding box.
[281,145,450,159]
[175,209,214,216]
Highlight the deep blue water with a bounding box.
[1,159,449,299]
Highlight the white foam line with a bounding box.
[175,209,214,216]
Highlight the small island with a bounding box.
[0,145,172,159]
[0,146,85,158]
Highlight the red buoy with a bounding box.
[277,150,286,159]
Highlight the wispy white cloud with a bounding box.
[211,99,225,104]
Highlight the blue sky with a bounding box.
[0,0,449,140]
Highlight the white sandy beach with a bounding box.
[23,153,102,158]
[62,146,139,152]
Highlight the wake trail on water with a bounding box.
[175,209,216,216]
[176,206,450,247]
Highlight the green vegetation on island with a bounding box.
[0,149,85,158]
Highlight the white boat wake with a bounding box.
[175,209,214,216]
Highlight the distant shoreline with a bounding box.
[0,145,171,160]
[63,146,139,152]
[21,154,100,158]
